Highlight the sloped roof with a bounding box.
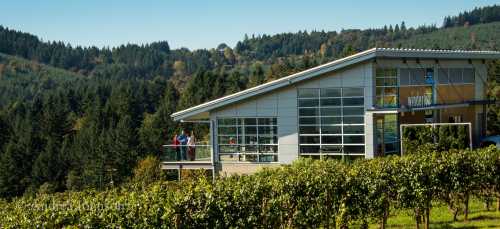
[172,48,500,121]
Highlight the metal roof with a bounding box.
[171,48,500,121]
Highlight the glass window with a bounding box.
[218,126,238,135]
[300,146,320,154]
[321,125,342,134]
[410,69,426,85]
[299,108,319,116]
[344,135,364,144]
[400,68,410,86]
[243,118,257,125]
[343,117,364,124]
[259,136,278,144]
[463,68,474,83]
[244,136,258,145]
[343,98,364,106]
[321,88,341,97]
[321,145,342,154]
[298,89,319,98]
[321,98,341,106]
[321,117,342,125]
[300,136,320,144]
[344,145,365,154]
[322,136,342,144]
[300,126,320,134]
[438,68,449,84]
[244,126,257,134]
[384,87,397,95]
[321,108,341,116]
[299,117,319,125]
[449,68,462,84]
[384,78,397,86]
[438,68,475,84]
[383,96,397,107]
[298,87,365,158]
[343,88,364,97]
[217,117,278,162]
[218,119,237,126]
[258,126,277,135]
[258,118,277,125]
[376,68,399,108]
[343,107,364,116]
[298,99,319,107]
[343,125,364,134]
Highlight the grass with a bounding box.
[367,199,500,229]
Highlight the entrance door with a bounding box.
[375,114,399,156]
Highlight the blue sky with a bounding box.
[1,0,498,50]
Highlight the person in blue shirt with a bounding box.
[177,130,189,161]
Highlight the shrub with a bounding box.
[131,155,163,186]
[0,148,499,228]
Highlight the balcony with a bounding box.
[160,144,213,169]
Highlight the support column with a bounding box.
[365,112,375,159]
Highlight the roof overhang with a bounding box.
[172,48,500,121]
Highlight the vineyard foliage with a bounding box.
[1,147,500,228]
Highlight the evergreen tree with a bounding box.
[248,63,265,87]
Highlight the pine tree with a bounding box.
[31,137,62,189]
[106,115,138,183]
[248,63,265,87]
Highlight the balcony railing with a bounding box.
[161,144,212,163]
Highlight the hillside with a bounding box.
[0,53,86,107]
[394,22,500,50]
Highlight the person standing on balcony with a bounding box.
[187,132,196,161]
[177,130,188,161]
[172,134,180,160]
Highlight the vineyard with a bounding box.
[1,146,500,228]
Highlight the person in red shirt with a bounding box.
[172,134,181,160]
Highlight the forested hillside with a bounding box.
[1,5,500,198]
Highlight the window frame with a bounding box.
[217,117,279,163]
[298,87,365,158]
[436,68,475,85]
[376,68,399,108]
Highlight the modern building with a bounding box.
[164,48,500,175]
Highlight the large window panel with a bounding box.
[321,108,342,116]
[438,68,450,84]
[322,125,342,134]
[217,117,278,162]
[400,68,410,86]
[299,108,319,116]
[449,68,462,83]
[343,98,364,106]
[322,136,342,144]
[410,69,426,85]
[321,88,341,97]
[343,125,364,134]
[321,98,342,106]
[343,87,364,97]
[300,136,320,144]
[343,135,364,144]
[298,99,319,107]
[298,87,365,157]
[463,69,474,83]
[376,68,399,108]
[437,68,474,85]
[299,126,320,134]
[298,89,319,98]
[343,107,364,116]
[299,117,319,125]
[321,117,342,125]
